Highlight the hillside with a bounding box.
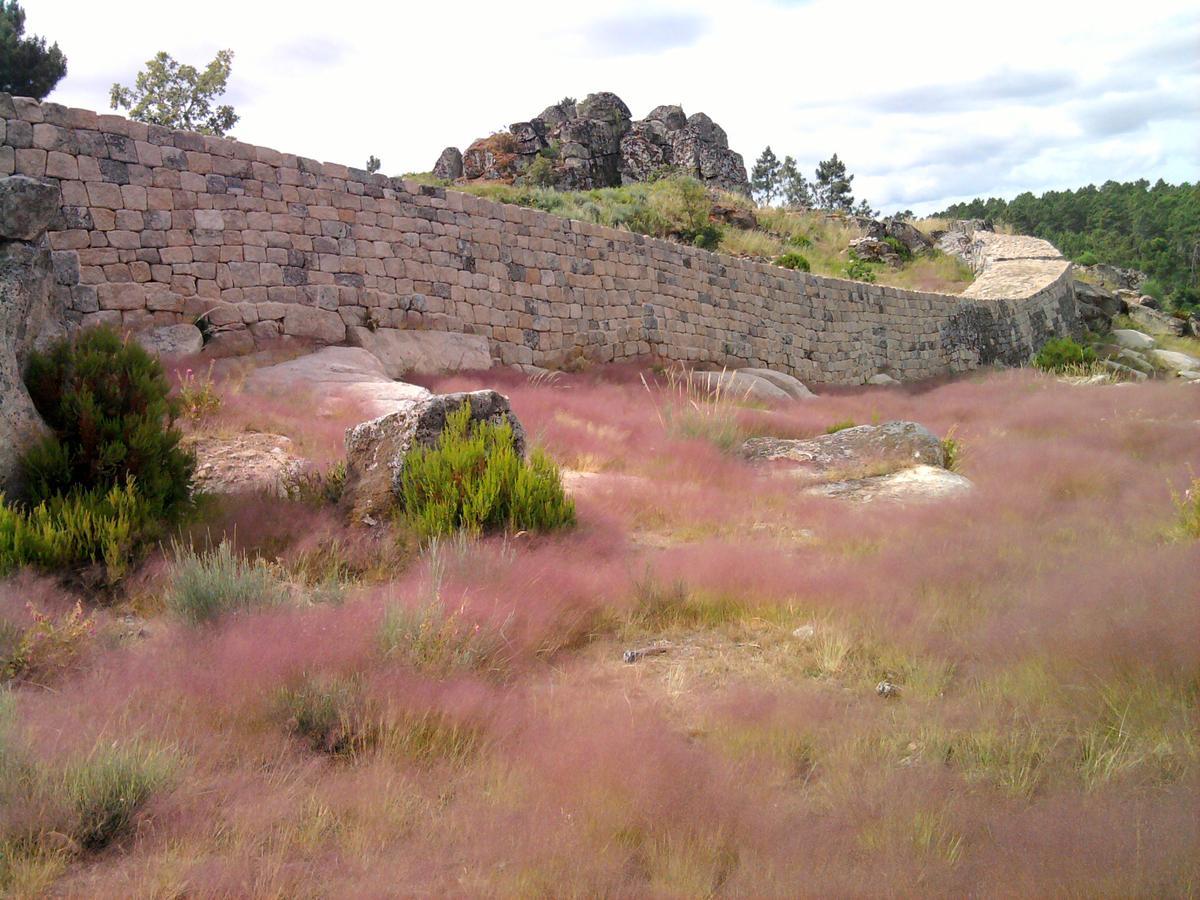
[938,180,1200,313]
[408,174,976,295]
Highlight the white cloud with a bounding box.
[24,0,1200,214]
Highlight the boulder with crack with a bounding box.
[743,421,945,473]
[342,390,526,518]
[0,176,64,495]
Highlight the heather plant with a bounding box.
[0,479,152,583]
[166,539,286,625]
[21,326,194,517]
[398,402,574,539]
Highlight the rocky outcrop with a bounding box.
[0,175,63,496]
[438,92,750,195]
[742,422,945,473]
[342,390,526,517]
[184,432,304,497]
[691,368,812,402]
[135,323,204,357]
[1073,280,1122,331]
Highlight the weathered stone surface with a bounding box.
[246,347,432,419]
[849,236,902,266]
[0,234,61,495]
[738,368,814,399]
[342,390,526,517]
[283,306,346,343]
[743,422,945,472]
[691,369,791,403]
[135,323,203,357]
[806,465,973,503]
[1150,349,1200,374]
[449,92,749,194]
[0,175,60,241]
[1111,329,1155,351]
[184,432,304,497]
[432,146,463,180]
[348,326,491,378]
[1073,280,1121,318]
[860,217,933,257]
[866,373,900,386]
[1127,305,1184,336]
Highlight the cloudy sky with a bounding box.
[26,0,1200,214]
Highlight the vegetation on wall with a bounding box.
[939,180,1200,312]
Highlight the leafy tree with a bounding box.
[814,153,855,211]
[110,50,238,136]
[750,146,783,206]
[0,1,67,100]
[780,155,812,208]
[366,155,381,174]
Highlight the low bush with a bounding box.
[0,479,153,584]
[166,539,286,625]
[774,252,811,272]
[825,419,857,434]
[941,427,964,472]
[883,235,913,260]
[398,402,575,539]
[1075,250,1099,267]
[1,601,94,684]
[1170,477,1199,540]
[175,363,221,423]
[21,326,194,518]
[64,744,174,851]
[845,256,878,283]
[379,598,506,675]
[1033,337,1097,373]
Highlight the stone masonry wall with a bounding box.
[1,93,1078,384]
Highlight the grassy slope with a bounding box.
[2,364,1198,896]
[407,174,975,295]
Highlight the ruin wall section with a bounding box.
[1,93,1078,384]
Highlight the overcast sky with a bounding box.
[26,0,1200,214]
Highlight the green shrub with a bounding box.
[166,539,286,625]
[845,256,877,283]
[524,153,558,188]
[21,326,195,518]
[398,402,575,539]
[1170,478,1199,541]
[883,236,913,260]
[1,601,94,684]
[63,744,173,851]
[0,479,153,583]
[1033,337,1097,373]
[789,233,813,249]
[774,252,811,272]
[379,597,504,674]
[690,223,722,250]
[941,427,964,473]
[1075,250,1099,267]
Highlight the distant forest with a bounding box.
[938,180,1199,313]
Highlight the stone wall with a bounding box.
[1,92,1078,384]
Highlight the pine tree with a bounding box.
[110,50,238,136]
[0,1,67,100]
[750,146,783,206]
[814,154,855,211]
[780,155,812,208]
[366,155,382,174]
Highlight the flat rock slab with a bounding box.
[742,421,945,473]
[736,368,814,399]
[807,465,973,503]
[691,370,791,403]
[342,389,525,518]
[135,324,203,357]
[185,432,304,497]
[1151,349,1200,374]
[348,327,492,378]
[1128,305,1184,336]
[245,347,432,418]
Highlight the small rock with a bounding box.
[876,680,900,699]
[867,373,900,386]
[432,146,463,180]
[623,642,672,664]
[792,624,816,641]
[135,323,204,357]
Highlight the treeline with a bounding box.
[938,179,1200,312]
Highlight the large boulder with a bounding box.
[737,368,814,399]
[1127,305,1184,336]
[245,347,432,418]
[342,390,526,518]
[742,421,945,473]
[1073,280,1121,318]
[806,464,972,503]
[691,369,791,403]
[0,176,62,495]
[1111,329,1155,351]
[347,327,492,378]
[432,147,463,181]
[184,432,304,497]
[1150,349,1200,375]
